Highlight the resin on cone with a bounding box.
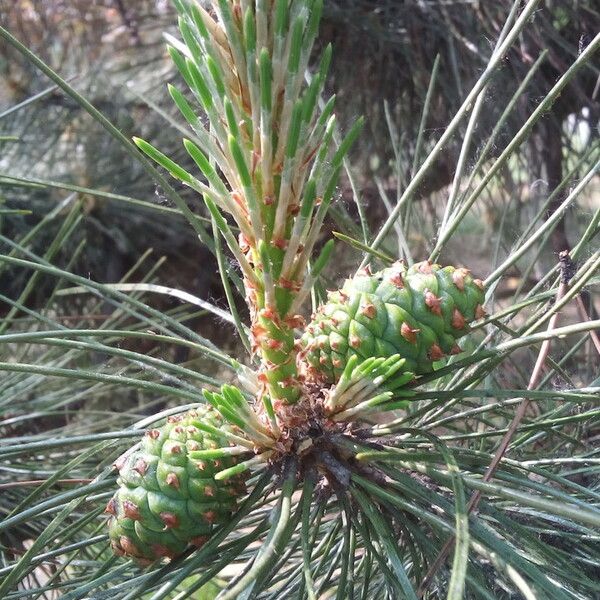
[300,261,486,383]
[107,406,246,563]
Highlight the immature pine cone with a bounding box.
[300,261,485,383]
[106,406,246,563]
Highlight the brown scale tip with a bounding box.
[451,308,466,330]
[119,536,140,557]
[196,460,207,471]
[450,344,462,355]
[475,304,487,319]
[389,271,405,288]
[349,335,361,349]
[166,473,180,489]
[168,415,183,424]
[105,497,117,515]
[204,485,215,497]
[146,429,161,440]
[191,536,209,548]
[173,426,184,434]
[186,426,198,435]
[151,544,175,559]
[170,444,182,455]
[113,454,127,472]
[134,458,149,476]
[188,441,201,451]
[452,268,470,291]
[213,459,222,469]
[473,278,485,291]
[319,356,329,365]
[279,277,299,291]
[361,303,377,318]
[160,512,179,529]
[401,322,420,344]
[251,323,268,340]
[428,344,445,361]
[123,500,142,521]
[267,339,284,350]
[332,358,342,368]
[285,314,305,328]
[418,260,435,274]
[203,510,218,524]
[259,307,277,320]
[424,290,443,316]
[111,540,125,556]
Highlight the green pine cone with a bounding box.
[300,261,486,383]
[106,406,247,564]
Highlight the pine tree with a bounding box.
[0,1,599,598]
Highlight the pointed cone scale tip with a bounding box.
[401,322,420,344]
[424,290,443,316]
[428,344,445,361]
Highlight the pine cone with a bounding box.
[300,261,485,383]
[106,406,247,563]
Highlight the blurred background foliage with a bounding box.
[0,0,598,326]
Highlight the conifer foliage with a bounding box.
[0,1,599,598]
